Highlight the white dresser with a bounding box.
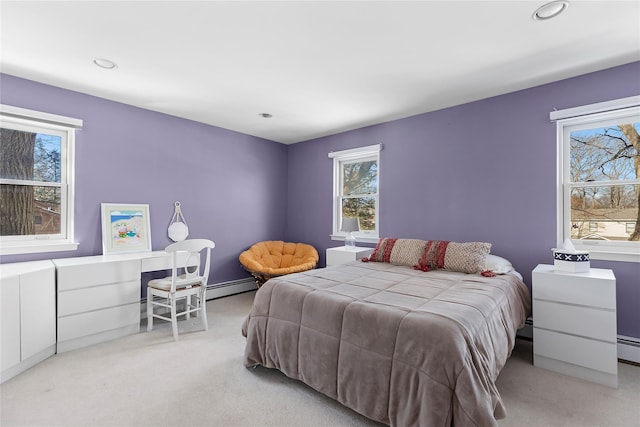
[1,260,57,383]
[532,264,617,388]
[54,256,142,353]
[326,246,373,266]
[53,251,190,353]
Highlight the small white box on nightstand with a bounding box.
[552,250,590,272]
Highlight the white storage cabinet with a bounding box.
[532,264,617,388]
[1,260,57,383]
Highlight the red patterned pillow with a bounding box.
[414,240,450,271]
[414,241,491,274]
[366,237,398,263]
[364,238,427,267]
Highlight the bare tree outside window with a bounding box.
[569,123,639,241]
[0,129,62,236]
[341,160,377,231]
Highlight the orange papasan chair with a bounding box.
[239,240,319,287]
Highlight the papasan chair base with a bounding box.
[239,241,319,288]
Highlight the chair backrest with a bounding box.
[165,239,215,292]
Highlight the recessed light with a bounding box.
[532,1,569,21]
[259,113,273,118]
[93,58,117,69]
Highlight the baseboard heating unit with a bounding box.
[141,278,256,320]
[617,335,640,365]
[205,278,256,300]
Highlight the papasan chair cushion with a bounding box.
[239,240,319,287]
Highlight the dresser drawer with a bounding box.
[532,300,616,342]
[58,279,140,316]
[57,259,140,290]
[533,328,617,375]
[532,270,615,309]
[57,303,140,342]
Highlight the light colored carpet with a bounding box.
[1,291,638,427]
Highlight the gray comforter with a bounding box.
[242,262,531,426]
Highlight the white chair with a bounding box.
[147,239,215,341]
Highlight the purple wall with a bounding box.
[2,63,639,340]
[286,62,640,340]
[0,74,289,283]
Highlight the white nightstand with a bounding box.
[532,264,617,388]
[326,246,373,266]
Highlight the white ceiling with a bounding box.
[1,1,639,144]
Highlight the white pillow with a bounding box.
[484,254,513,274]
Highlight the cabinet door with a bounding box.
[1,276,21,371]
[20,266,56,360]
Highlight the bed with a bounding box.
[242,240,531,426]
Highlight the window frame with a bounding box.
[328,144,381,243]
[627,223,636,234]
[553,96,640,263]
[0,104,82,255]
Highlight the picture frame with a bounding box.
[101,203,152,255]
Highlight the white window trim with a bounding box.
[552,96,640,263]
[0,105,82,255]
[328,144,382,244]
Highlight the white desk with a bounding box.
[53,251,181,353]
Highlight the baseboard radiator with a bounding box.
[518,317,640,364]
[141,277,256,320]
[617,335,640,365]
[204,277,257,300]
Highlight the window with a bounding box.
[553,96,640,262]
[1,105,82,255]
[627,223,636,234]
[328,144,381,243]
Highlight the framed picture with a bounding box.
[101,203,152,255]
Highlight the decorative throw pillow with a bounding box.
[414,241,492,274]
[367,238,398,263]
[414,240,450,271]
[365,238,426,266]
[444,242,492,274]
[389,239,427,266]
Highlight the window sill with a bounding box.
[330,234,378,244]
[586,250,639,263]
[0,241,79,256]
[569,240,640,263]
